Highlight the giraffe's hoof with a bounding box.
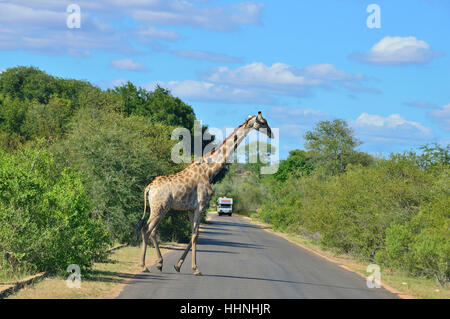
[174,265,181,273]
[156,264,163,272]
[142,267,150,273]
[194,269,202,276]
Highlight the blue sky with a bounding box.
[0,0,449,159]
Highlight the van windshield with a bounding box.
[219,204,231,208]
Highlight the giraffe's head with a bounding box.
[247,111,274,138]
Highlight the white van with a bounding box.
[217,197,233,216]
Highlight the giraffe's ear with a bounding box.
[248,115,252,119]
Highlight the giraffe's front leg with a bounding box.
[191,204,206,276]
[191,222,201,276]
[174,210,194,272]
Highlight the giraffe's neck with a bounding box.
[201,117,254,182]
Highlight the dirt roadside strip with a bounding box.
[234,213,415,299]
[0,243,130,299]
[0,272,47,299]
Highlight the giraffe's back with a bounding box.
[146,164,207,212]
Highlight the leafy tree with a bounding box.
[0,94,29,134]
[111,82,217,153]
[111,82,196,130]
[21,95,73,140]
[274,150,314,181]
[51,110,188,243]
[304,119,362,175]
[416,143,450,170]
[0,66,56,103]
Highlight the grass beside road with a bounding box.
[7,243,182,299]
[234,212,449,299]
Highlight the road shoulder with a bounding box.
[7,243,182,299]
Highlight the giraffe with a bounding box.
[137,112,274,276]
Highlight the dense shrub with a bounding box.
[261,156,433,257]
[376,168,449,284]
[0,146,110,277]
[21,96,73,140]
[157,211,192,243]
[51,110,191,244]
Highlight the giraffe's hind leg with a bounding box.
[140,226,149,270]
[140,212,165,272]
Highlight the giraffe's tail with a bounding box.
[136,186,150,239]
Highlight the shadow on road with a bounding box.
[209,219,269,230]
[199,238,267,250]
[200,273,373,292]
[200,230,232,236]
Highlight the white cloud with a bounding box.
[404,100,439,109]
[350,36,441,65]
[144,61,377,104]
[353,112,433,143]
[0,0,264,56]
[204,62,317,87]
[134,26,180,42]
[130,1,264,31]
[109,58,147,72]
[198,62,377,102]
[149,80,272,104]
[0,2,66,28]
[171,50,242,63]
[204,62,369,89]
[0,2,136,56]
[429,104,450,132]
[96,78,128,89]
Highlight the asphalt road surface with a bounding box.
[118,213,398,299]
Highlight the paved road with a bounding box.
[118,213,397,299]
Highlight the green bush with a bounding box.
[376,171,449,284]
[21,96,73,140]
[255,151,449,284]
[274,150,314,182]
[259,155,433,258]
[212,164,270,216]
[51,110,191,244]
[157,211,192,243]
[0,146,110,277]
